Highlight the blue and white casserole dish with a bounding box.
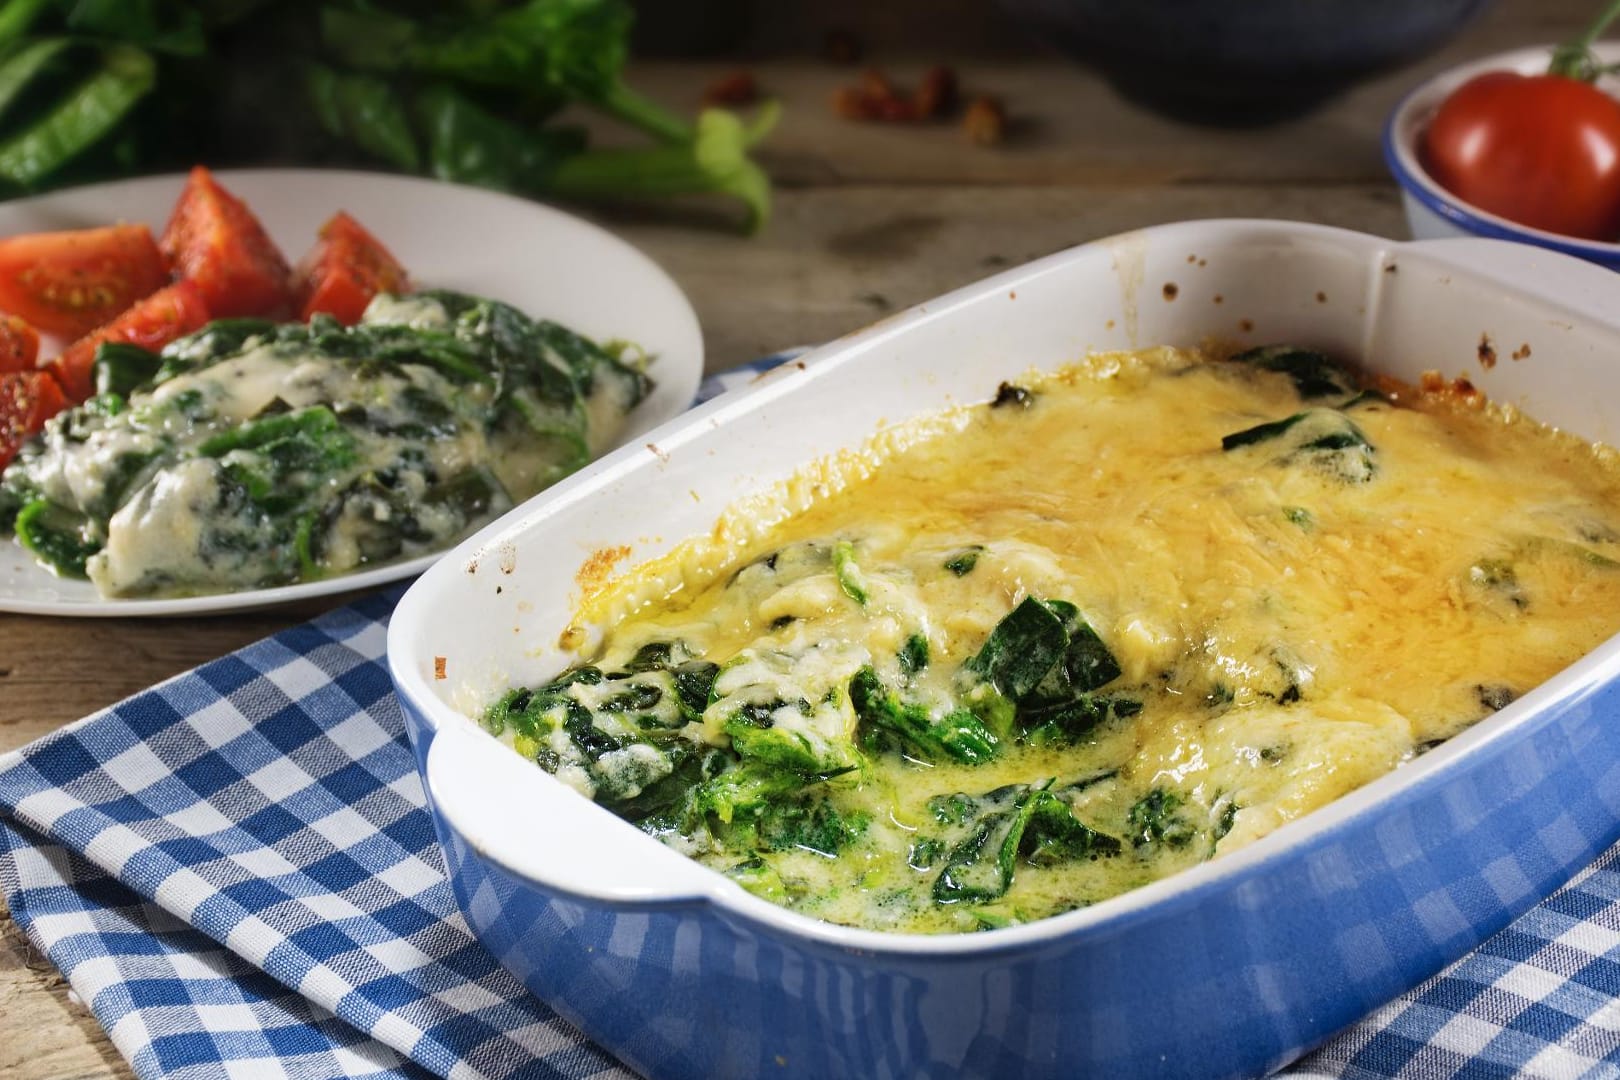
[386,220,1620,1080]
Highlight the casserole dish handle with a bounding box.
[426,722,721,908]
[1400,237,1620,322]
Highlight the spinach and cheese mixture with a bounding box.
[485,344,1620,934]
[0,290,650,597]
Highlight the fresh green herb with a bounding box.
[0,38,74,122]
[0,42,153,187]
[0,1,775,230]
[306,66,419,173]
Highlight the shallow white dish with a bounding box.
[0,169,702,617]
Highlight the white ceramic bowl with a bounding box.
[389,220,1620,1080]
[1386,42,1620,267]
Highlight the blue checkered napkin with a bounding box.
[0,350,1615,1080]
[0,589,630,1080]
[1290,848,1620,1080]
[0,817,431,1080]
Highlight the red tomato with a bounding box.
[0,370,68,470]
[46,281,210,402]
[0,314,40,373]
[293,211,410,325]
[0,223,167,339]
[160,166,292,318]
[1423,71,1620,241]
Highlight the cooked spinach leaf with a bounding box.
[943,545,982,576]
[851,665,1000,765]
[963,596,1071,704]
[958,595,1131,744]
[832,538,868,606]
[1127,788,1197,848]
[1222,408,1377,483]
[92,342,162,398]
[930,784,1040,903]
[14,497,97,577]
[928,782,1119,903]
[1231,345,1356,400]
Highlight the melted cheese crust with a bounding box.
[543,348,1620,933]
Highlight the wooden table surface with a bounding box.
[0,0,1593,1072]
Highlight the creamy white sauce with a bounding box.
[6,294,646,597]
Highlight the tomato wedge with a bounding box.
[0,370,68,471]
[161,166,292,318]
[0,223,167,339]
[46,281,210,402]
[0,314,40,373]
[293,211,409,325]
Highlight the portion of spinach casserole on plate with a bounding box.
[0,290,650,597]
[484,344,1620,935]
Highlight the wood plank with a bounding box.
[590,0,1592,189]
[1,908,131,1078]
[606,180,1406,371]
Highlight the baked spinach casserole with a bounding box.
[484,344,1620,935]
[0,290,650,597]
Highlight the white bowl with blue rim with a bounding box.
[389,219,1620,1080]
[1385,41,1620,268]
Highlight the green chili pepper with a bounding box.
[338,73,419,173]
[0,37,71,123]
[0,43,154,188]
[0,0,52,50]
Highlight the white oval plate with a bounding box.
[0,169,703,616]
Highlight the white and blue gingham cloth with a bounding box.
[3,360,1620,1080]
